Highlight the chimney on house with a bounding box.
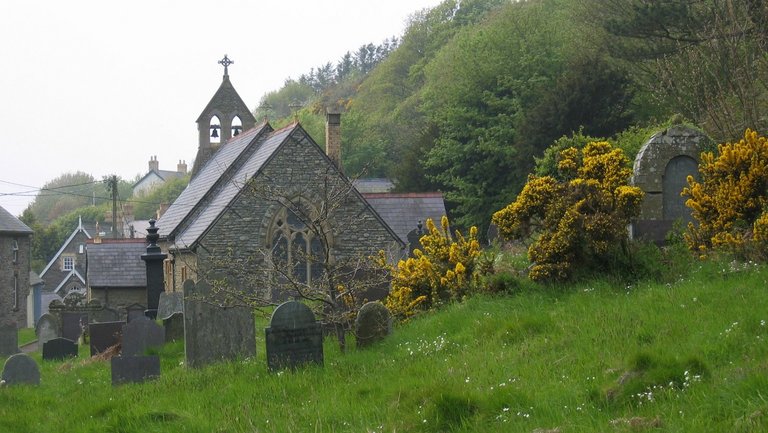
[177,160,188,174]
[148,155,159,172]
[325,110,342,173]
[157,202,170,219]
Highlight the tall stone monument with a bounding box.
[631,125,709,244]
[141,219,167,319]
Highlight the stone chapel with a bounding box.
[156,56,405,295]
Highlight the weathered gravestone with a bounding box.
[90,306,120,323]
[631,125,709,244]
[42,338,78,361]
[1,353,40,386]
[184,280,255,368]
[355,301,392,349]
[35,313,59,346]
[158,292,184,342]
[126,303,147,322]
[111,355,160,385]
[121,317,164,356]
[89,321,123,356]
[265,301,323,370]
[0,320,20,357]
[61,311,88,342]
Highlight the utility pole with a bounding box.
[104,175,119,239]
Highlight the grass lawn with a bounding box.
[1,258,767,432]
[17,328,36,346]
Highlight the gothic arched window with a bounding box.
[268,204,326,285]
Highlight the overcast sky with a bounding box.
[0,0,443,217]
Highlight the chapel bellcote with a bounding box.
[191,55,256,177]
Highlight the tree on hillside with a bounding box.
[27,171,133,225]
[579,0,768,141]
[421,0,569,232]
[131,176,189,220]
[345,0,508,179]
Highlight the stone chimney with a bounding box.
[325,111,342,173]
[177,160,188,174]
[148,155,159,172]
[157,202,170,219]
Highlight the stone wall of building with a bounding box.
[89,288,146,312]
[191,130,402,296]
[0,235,31,326]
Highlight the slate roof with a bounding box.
[0,205,32,234]
[362,192,448,244]
[86,240,147,288]
[173,124,297,248]
[353,178,395,194]
[157,122,271,239]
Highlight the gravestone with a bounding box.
[265,301,323,370]
[126,303,146,322]
[89,321,123,356]
[122,317,164,356]
[355,301,392,349]
[163,313,184,342]
[157,292,184,319]
[158,292,184,342]
[406,221,424,257]
[111,355,160,385]
[61,312,88,342]
[631,125,709,244]
[42,338,78,361]
[1,353,40,386]
[90,307,120,323]
[0,320,19,357]
[184,280,255,368]
[35,313,59,346]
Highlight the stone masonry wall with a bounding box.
[194,129,402,294]
[89,287,146,312]
[0,234,31,326]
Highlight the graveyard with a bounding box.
[1,256,767,433]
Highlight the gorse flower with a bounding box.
[379,216,481,320]
[683,129,768,260]
[493,141,642,281]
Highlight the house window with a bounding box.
[63,256,74,271]
[12,272,18,311]
[181,266,188,283]
[164,258,173,291]
[268,204,326,285]
[12,239,18,264]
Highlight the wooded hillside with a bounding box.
[257,0,768,234]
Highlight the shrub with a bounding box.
[381,216,481,320]
[493,141,643,281]
[683,128,768,260]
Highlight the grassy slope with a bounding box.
[2,259,767,433]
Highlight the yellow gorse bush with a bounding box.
[492,141,643,281]
[380,216,481,320]
[683,128,768,258]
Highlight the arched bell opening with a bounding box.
[231,115,243,137]
[209,115,221,144]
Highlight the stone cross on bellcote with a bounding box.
[219,55,234,79]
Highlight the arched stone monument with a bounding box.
[631,125,709,243]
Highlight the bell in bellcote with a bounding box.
[210,126,219,138]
